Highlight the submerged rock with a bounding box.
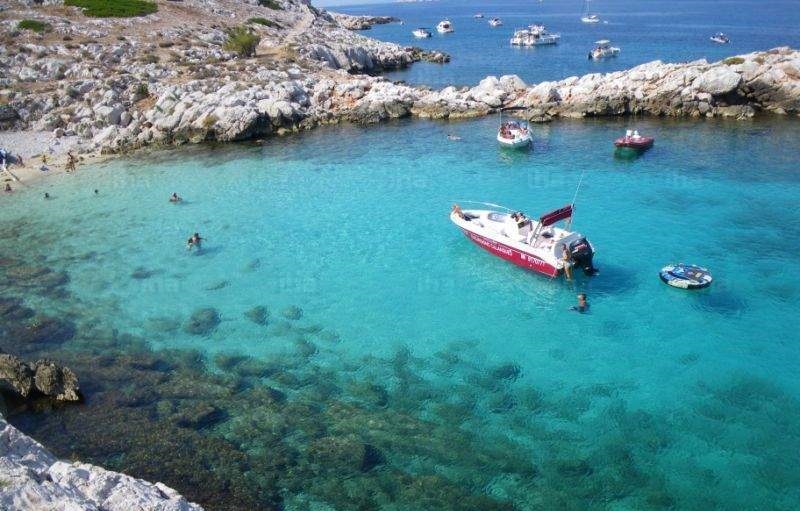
[0,297,35,322]
[8,315,76,345]
[184,308,220,336]
[307,435,384,473]
[280,305,303,321]
[244,306,269,326]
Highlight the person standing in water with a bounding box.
[170,192,182,203]
[561,244,573,281]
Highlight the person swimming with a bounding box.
[186,232,203,251]
[170,192,182,203]
[570,293,589,313]
[44,192,50,199]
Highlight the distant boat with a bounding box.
[437,19,454,33]
[710,32,730,44]
[510,24,560,46]
[474,13,485,19]
[589,39,620,59]
[488,17,503,27]
[614,129,654,151]
[412,27,432,38]
[581,0,601,23]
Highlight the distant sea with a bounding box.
[333,0,800,88]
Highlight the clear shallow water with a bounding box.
[3,117,800,509]
[336,0,800,88]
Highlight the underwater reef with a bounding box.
[1,215,800,511]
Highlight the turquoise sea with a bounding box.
[3,1,800,510]
[3,116,800,509]
[336,0,800,88]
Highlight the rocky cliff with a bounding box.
[0,415,203,511]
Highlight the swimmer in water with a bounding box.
[44,192,50,199]
[170,192,182,203]
[570,293,589,313]
[186,232,203,251]
[447,134,462,141]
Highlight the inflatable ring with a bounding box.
[659,263,712,290]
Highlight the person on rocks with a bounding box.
[4,183,12,193]
[187,232,204,251]
[0,149,7,172]
[170,192,182,203]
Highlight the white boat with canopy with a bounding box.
[450,202,598,278]
[589,39,620,59]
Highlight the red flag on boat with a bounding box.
[539,204,573,226]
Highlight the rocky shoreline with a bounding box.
[0,415,203,510]
[1,0,798,185]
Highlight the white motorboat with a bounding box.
[710,32,730,44]
[412,27,432,38]
[450,203,597,278]
[497,120,532,149]
[437,19,454,33]
[589,39,620,59]
[474,13,485,19]
[510,24,560,46]
[488,17,503,27]
[581,14,600,23]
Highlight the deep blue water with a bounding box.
[3,116,800,509]
[334,0,800,87]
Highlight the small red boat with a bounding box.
[614,130,654,151]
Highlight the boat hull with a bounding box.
[614,137,654,150]
[497,132,532,148]
[460,229,559,277]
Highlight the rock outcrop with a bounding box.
[0,354,80,402]
[0,416,203,510]
[330,13,400,31]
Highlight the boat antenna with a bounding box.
[571,168,587,207]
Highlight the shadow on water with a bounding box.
[691,284,748,315]
[578,262,640,296]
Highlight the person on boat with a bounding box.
[187,232,203,251]
[451,204,464,219]
[632,130,641,139]
[625,129,633,139]
[561,244,573,281]
[170,192,182,203]
[571,293,589,313]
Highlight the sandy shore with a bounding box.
[0,130,109,187]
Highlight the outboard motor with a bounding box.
[569,237,598,276]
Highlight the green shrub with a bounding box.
[18,19,52,33]
[223,26,260,58]
[723,57,745,66]
[247,17,281,29]
[135,83,149,98]
[257,0,283,10]
[65,0,157,18]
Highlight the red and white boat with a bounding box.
[450,202,597,278]
[614,129,654,151]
